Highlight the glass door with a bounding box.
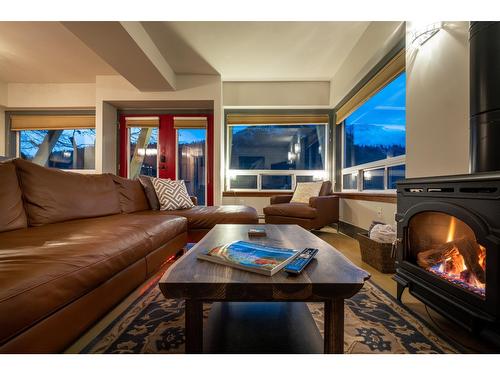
[128,126,159,179]
[176,128,207,205]
[119,114,213,205]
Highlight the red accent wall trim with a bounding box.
[158,114,176,180]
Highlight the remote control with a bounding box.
[284,248,319,275]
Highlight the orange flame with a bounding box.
[446,217,456,243]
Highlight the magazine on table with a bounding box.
[197,240,300,276]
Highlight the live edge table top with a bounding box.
[159,224,370,302]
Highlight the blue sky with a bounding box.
[345,73,406,147]
[178,129,206,144]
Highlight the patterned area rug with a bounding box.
[80,279,458,354]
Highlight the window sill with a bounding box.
[223,191,292,197]
[335,192,396,203]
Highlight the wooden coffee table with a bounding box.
[159,224,370,354]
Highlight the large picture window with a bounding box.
[18,129,96,170]
[12,114,96,170]
[341,72,406,191]
[226,114,329,191]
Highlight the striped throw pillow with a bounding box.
[151,178,194,211]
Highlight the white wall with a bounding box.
[340,199,396,229]
[101,102,118,173]
[405,21,470,178]
[223,81,330,107]
[6,83,96,109]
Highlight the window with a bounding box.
[342,172,358,190]
[387,164,406,189]
[229,175,258,190]
[341,72,406,191]
[226,116,329,191]
[12,114,96,170]
[362,168,385,190]
[18,129,96,170]
[17,129,96,170]
[261,174,292,190]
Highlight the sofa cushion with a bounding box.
[152,178,194,211]
[138,175,160,210]
[0,213,187,345]
[123,211,188,249]
[0,161,27,232]
[13,158,121,226]
[111,175,150,213]
[166,205,258,230]
[263,202,317,219]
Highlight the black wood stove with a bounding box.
[395,174,500,339]
[394,22,500,344]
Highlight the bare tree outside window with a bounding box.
[19,129,96,169]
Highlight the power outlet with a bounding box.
[377,207,383,218]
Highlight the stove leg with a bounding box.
[396,282,406,302]
[393,275,408,302]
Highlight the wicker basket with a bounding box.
[355,232,396,273]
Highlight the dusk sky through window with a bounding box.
[345,72,406,147]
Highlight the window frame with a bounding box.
[15,128,98,174]
[340,120,406,193]
[340,70,406,193]
[225,121,329,193]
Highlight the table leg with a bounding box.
[324,299,344,354]
[185,299,203,353]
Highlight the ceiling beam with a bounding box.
[63,22,176,92]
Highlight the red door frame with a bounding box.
[119,113,214,206]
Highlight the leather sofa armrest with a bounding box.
[270,195,293,205]
[309,195,339,223]
[309,195,338,208]
[190,196,198,206]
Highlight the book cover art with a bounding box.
[197,240,299,276]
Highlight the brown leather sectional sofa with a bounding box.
[0,158,257,353]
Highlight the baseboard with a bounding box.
[338,221,366,239]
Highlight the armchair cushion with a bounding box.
[290,182,323,203]
[263,202,317,219]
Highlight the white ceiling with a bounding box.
[0,22,116,83]
[149,21,370,80]
[0,21,371,84]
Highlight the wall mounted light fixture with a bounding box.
[411,21,443,46]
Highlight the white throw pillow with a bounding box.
[290,182,323,204]
[151,178,194,211]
